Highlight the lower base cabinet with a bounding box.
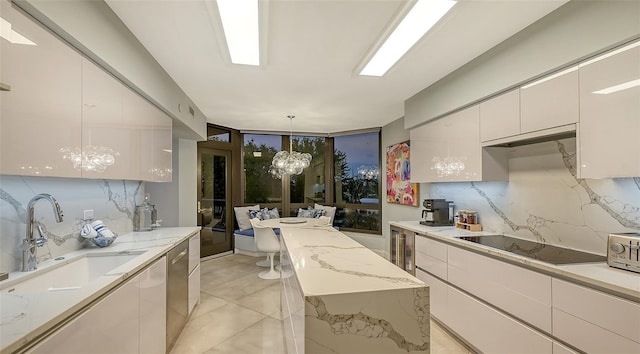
[188,264,200,315]
[28,257,167,354]
[415,269,448,323]
[447,286,552,354]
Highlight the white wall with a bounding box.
[405,0,640,129]
[381,117,429,255]
[14,0,207,140]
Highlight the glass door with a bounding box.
[197,148,232,258]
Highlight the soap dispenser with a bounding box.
[133,193,153,231]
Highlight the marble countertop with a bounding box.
[390,220,640,302]
[279,225,425,297]
[0,226,200,353]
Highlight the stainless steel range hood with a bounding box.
[481,123,576,148]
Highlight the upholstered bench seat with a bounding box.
[234,228,280,256]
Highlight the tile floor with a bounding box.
[170,254,474,354]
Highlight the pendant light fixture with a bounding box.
[269,115,312,179]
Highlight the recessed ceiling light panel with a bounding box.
[216,0,260,66]
[360,0,456,77]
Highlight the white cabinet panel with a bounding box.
[189,234,200,273]
[448,246,552,332]
[552,278,640,343]
[578,40,640,178]
[29,272,140,353]
[415,235,448,280]
[415,269,448,323]
[447,287,552,354]
[188,264,200,315]
[139,257,167,354]
[520,66,579,134]
[553,308,640,354]
[410,105,508,183]
[480,89,520,142]
[0,0,82,178]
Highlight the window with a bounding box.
[241,130,381,233]
[289,136,326,215]
[207,126,230,142]
[243,134,282,206]
[333,132,380,232]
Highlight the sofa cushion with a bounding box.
[234,205,259,230]
[234,228,280,237]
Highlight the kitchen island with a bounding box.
[278,223,429,354]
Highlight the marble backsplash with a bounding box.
[425,138,640,256]
[0,175,144,273]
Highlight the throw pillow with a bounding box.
[314,203,337,224]
[297,206,326,218]
[249,207,280,220]
[234,205,259,230]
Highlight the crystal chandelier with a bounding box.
[60,145,119,173]
[431,156,465,177]
[269,115,312,179]
[357,165,379,180]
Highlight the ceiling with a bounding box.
[105,0,568,134]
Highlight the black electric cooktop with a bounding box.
[457,235,607,265]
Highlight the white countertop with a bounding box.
[279,224,424,297]
[391,220,640,302]
[0,227,199,353]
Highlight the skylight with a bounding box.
[216,0,260,66]
[359,0,456,77]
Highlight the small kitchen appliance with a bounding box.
[420,199,454,226]
[607,232,640,273]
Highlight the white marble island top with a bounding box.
[0,226,199,353]
[391,220,640,302]
[280,226,424,296]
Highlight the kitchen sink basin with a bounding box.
[0,251,146,295]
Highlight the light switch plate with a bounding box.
[83,209,94,221]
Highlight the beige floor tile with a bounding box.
[170,303,266,354]
[233,283,283,320]
[190,292,229,319]
[203,271,280,302]
[203,317,287,354]
[430,320,475,354]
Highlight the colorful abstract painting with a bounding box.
[386,141,419,206]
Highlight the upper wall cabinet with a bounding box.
[578,41,640,179]
[520,66,579,134]
[411,105,508,183]
[479,89,520,142]
[0,1,82,178]
[82,58,172,181]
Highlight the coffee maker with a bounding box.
[420,199,454,226]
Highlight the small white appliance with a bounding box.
[607,233,640,273]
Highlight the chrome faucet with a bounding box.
[21,194,64,271]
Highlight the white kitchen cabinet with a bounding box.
[410,105,508,183]
[520,66,579,134]
[82,58,173,181]
[447,286,553,354]
[552,278,640,352]
[480,89,520,142]
[415,235,448,280]
[139,256,167,354]
[0,0,82,178]
[29,269,140,354]
[447,246,552,332]
[415,268,448,323]
[578,40,640,178]
[188,234,200,315]
[28,257,167,354]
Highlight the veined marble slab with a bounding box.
[279,226,429,353]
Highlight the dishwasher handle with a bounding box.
[171,249,188,265]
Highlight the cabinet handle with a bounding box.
[171,250,187,264]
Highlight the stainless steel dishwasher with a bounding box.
[167,239,189,351]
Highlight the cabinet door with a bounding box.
[29,274,140,353]
[520,66,579,134]
[410,105,482,182]
[480,89,520,142]
[415,235,447,280]
[448,287,553,354]
[415,269,448,323]
[188,263,200,315]
[0,1,82,177]
[578,41,640,178]
[139,256,167,354]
